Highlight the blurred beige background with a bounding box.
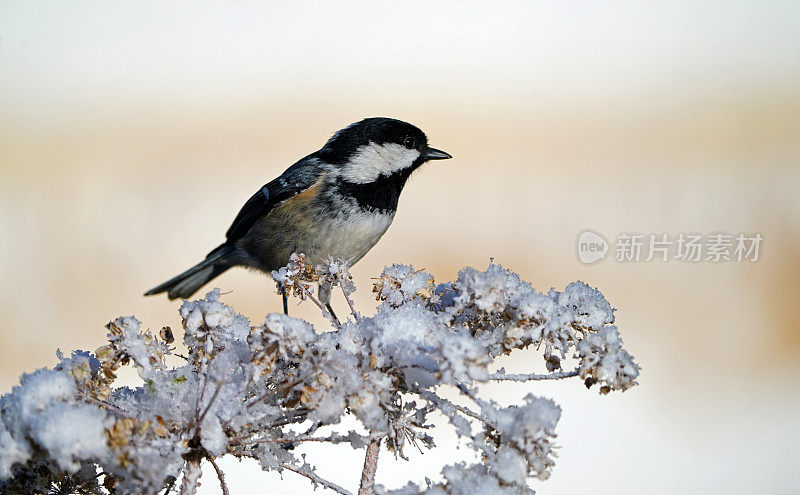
[1,1,799,494]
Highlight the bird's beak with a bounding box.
[425,148,452,161]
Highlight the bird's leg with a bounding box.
[317,282,341,326]
[325,303,340,326]
[281,286,289,315]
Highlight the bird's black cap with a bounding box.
[319,117,450,164]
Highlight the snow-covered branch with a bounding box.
[489,369,580,382]
[0,259,640,494]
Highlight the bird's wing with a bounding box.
[224,156,325,242]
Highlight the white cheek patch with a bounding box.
[340,142,421,184]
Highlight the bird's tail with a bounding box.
[144,244,236,300]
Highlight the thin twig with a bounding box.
[232,436,328,447]
[228,408,309,437]
[358,436,381,495]
[341,284,360,322]
[243,388,275,411]
[455,382,481,405]
[279,462,353,495]
[300,285,339,327]
[223,368,314,430]
[268,409,310,427]
[488,368,580,382]
[194,338,212,429]
[197,380,224,427]
[88,397,127,417]
[244,362,319,410]
[420,390,497,430]
[453,403,497,429]
[209,458,230,495]
[232,432,373,447]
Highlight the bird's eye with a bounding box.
[403,137,415,149]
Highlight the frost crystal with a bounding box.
[0,259,640,494]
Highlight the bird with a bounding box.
[144,117,451,320]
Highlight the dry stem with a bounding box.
[178,458,202,495]
[209,458,230,495]
[279,462,353,495]
[358,437,381,495]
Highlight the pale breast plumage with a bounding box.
[237,180,395,271]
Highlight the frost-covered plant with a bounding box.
[0,258,640,495]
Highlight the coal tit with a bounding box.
[145,117,451,318]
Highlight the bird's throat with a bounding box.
[335,170,411,213]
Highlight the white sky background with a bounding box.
[1,2,799,494]
[2,1,800,124]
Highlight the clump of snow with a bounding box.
[0,426,30,479]
[0,367,110,480]
[29,402,110,472]
[270,253,319,300]
[374,264,435,308]
[11,368,76,417]
[180,288,237,339]
[556,281,615,330]
[0,258,640,495]
[484,394,562,480]
[438,333,490,383]
[490,446,529,486]
[200,415,227,457]
[577,325,640,393]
